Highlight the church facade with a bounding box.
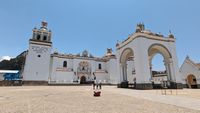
[22,22,200,89]
[23,21,119,85]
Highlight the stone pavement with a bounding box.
[104,86,200,111]
[0,86,199,113]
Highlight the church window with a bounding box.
[43,35,47,41]
[37,35,41,40]
[63,61,67,67]
[37,55,41,57]
[98,63,102,70]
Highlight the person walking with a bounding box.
[99,80,102,90]
[92,81,95,90]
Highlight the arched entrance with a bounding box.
[120,48,134,82]
[80,76,86,84]
[116,24,181,89]
[187,74,197,88]
[148,44,173,88]
[77,61,92,84]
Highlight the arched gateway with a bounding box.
[116,24,181,89]
[120,48,134,81]
[187,74,198,88]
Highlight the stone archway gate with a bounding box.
[116,24,182,89]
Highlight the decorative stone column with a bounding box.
[121,63,127,81]
[168,58,176,82]
[41,32,44,41]
[119,63,129,88]
[149,63,153,80]
[32,30,36,39]
[164,58,179,88]
[164,59,171,81]
[120,63,123,82]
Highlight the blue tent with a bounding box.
[0,70,21,81]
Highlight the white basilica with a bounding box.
[22,22,200,89]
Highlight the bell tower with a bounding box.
[32,21,52,42]
[23,21,52,83]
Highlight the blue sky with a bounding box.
[0,0,200,70]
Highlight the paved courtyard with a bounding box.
[0,86,200,113]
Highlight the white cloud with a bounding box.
[0,56,12,62]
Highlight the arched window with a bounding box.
[98,63,102,70]
[43,35,47,41]
[63,61,67,67]
[37,35,41,40]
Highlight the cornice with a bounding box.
[117,32,175,50]
[29,39,52,47]
[51,53,108,62]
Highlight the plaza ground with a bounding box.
[0,86,200,113]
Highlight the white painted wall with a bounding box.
[106,58,119,84]
[180,58,200,84]
[95,72,108,83]
[49,56,110,83]
[23,42,52,81]
[53,71,74,83]
[50,57,74,82]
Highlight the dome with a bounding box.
[82,50,89,57]
[168,33,175,38]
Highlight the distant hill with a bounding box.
[0,51,27,70]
